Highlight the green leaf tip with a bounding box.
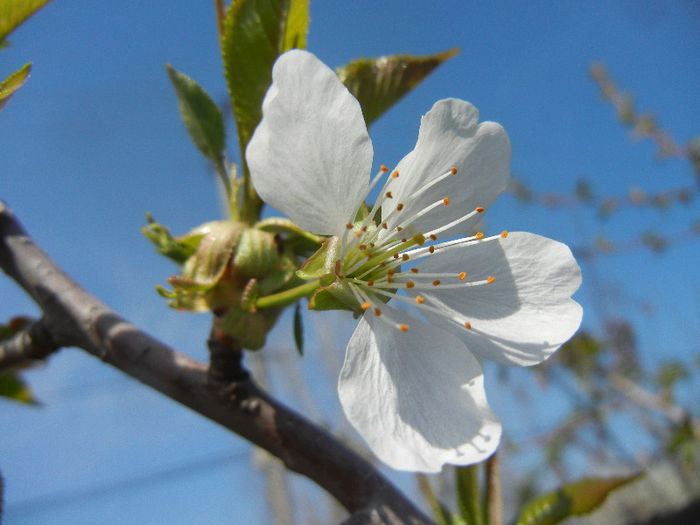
[0,62,32,112]
[0,0,53,43]
[515,473,643,525]
[336,48,460,127]
[166,64,226,165]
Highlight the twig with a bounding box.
[0,317,60,372]
[0,201,433,525]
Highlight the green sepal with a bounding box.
[515,473,643,525]
[182,220,246,286]
[336,48,459,127]
[142,213,204,264]
[0,0,53,43]
[256,217,324,254]
[297,237,338,280]
[166,64,226,165]
[308,286,353,312]
[0,62,31,112]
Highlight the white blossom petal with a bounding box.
[338,307,501,472]
[246,50,372,236]
[414,232,582,366]
[386,99,511,239]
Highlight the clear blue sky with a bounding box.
[1,1,698,523]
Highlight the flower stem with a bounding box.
[255,279,321,309]
[485,452,502,525]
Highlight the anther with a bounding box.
[346,223,353,229]
[475,232,484,240]
[385,191,393,198]
[501,230,509,238]
[374,308,382,316]
[361,301,371,310]
[359,244,367,250]
[355,231,362,238]
[429,246,435,253]
[391,170,399,178]
[402,254,409,261]
[450,167,458,175]
[396,226,403,232]
[393,253,399,259]
[458,272,467,280]
[382,222,388,229]
[443,197,450,206]
[487,276,495,284]
[387,269,395,276]
[396,203,404,211]
[399,324,410,332]
[429,234,437,241]
[380,165,389,172]
[367,279,374,286]
[401,238,407,242]
[464,322,472,329]
[416,296,425,304]
[432,280,441,286]
[411,268,419,274]
[475,207,485,213]
[406,281,415,288]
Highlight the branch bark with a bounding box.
[0,201,434,525]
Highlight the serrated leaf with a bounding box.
[221,0,309,160]
[336,48,459,127]
[515,474,643,525]
[0,62,31,111]
[166,64,225,164]
[293,301,303,355]
[0,372,39,405]
[0,0,52,43]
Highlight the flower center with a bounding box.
[331,165,509,333]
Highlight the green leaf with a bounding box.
[515,474,643,525]
[293,301,303,355]
[0,372,38,405]
[222,0,308,151]
[336,48,459,127]
[0,62,31,112]
[166,64,225,164]
[0,0,53,43]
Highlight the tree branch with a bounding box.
[0,201,434,525]
[0,317,61,372]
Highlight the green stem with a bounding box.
[485,452,502,525]
[456,465,484,525]
[255,279,321,309]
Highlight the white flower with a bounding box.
[246,49,582,472]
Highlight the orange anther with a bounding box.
[374,308,382,316]
[429,246,435,253]
[464,322,472,329]
[432,279,441,286]
[500,230,509,238]
[411,268,419,274]
[392,170,399,178]
[487,276,495,284]
[361,301,371,310]
[396,226,403,232]
[367,279,374,286]
[405,281,415,288]
[385,191,393,198]
[450,167,458,175]
[380,165,389,172]
[397,203,404,211]
[382,222,388,229]
[346,223,354,229]
[387,269,395,276]
[475,207,485,213]
[459,272,467,280]
[475,232,484,239]
[399,324,410,332]
[443,197,450,206]
[402,254,409,261]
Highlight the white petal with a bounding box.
[338,307,501,472]
[415,232,582,366]
[386,99,510,239]
[246,50,372,236]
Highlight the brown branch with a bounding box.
[0,317,61,372]
[0,201,434,525]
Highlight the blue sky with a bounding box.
[1,1,699,523]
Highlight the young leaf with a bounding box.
[0,62,31,112]
[0,372,39,405]
[336,48,459,127]
[515,474,643,525]
[293,301,303,355]
[221,0,309,165]
[0,0,53,43]
[166,64,226,165]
